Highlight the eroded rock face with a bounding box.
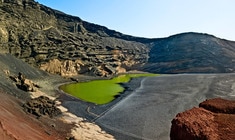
[0,0,149,77]
[2,1,235,77]
[170,98,235,140]
[40,59,82,77]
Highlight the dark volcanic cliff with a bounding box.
[1,0,235,76]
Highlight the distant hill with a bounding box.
[142,32,235,73]
[1,0,235,76]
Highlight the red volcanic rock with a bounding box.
[170,107,218,140]
[170,98,235,140]
[199,98,235,114]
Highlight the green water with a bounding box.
[60,73,158,105]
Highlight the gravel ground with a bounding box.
[2,54,235,140]
[95,74,235,140]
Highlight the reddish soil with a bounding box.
[199,98,235,114]
[170,98,235,140]
[0,90,72,140]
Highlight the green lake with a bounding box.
[60,73,158,105]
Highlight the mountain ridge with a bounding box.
[1,0,235,76]
[1,1,235,139]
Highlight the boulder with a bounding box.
[40,59,83,77]
[10,72,39,92]
[170,98,235,140]
[199,98,235,114]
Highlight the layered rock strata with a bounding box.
[2,1,235,76]
[0,0,149,77]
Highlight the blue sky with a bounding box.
[37,0,235,41]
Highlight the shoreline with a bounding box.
[57,74,147,121]
[56,74,148,139]
[30,87,115,140]
[0,54,154,140]
[57,71,156,106]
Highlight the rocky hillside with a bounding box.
[1,0,235,76]
[0,0,148,77]
[143,33,235,73]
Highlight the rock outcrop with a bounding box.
[10,72,62,118]
[199,98,235,114]
[9,72,39,92]
[170,98,235,140]
[10,72,39,92]
[0,0,148,77]
[23,96,62,118]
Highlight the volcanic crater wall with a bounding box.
[0,0,149,77]
[1,0,235,76]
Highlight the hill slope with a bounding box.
[144,33,235,73]
[1,0,235,75]
[0,0,148,77]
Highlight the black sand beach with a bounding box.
[2,54,235,140]
[89,74,235,140]
[56,73,235,140]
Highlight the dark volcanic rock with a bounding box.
[10,72,39,92]
[23,96,62,118]
[170,98,235,140]
[1,1,235,76]
[0,0,148,77]
[144,33,235,73]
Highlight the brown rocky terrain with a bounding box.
[170,98,235,140]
